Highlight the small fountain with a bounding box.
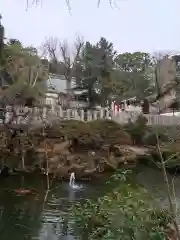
[69,172,75,188]
[69,172,83,190]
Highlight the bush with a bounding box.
[125,115,148,145]
[70,170,170,239]
[29,120,133,148]
[56,120,132,149]
[89,120,132,145]
[138,154,157,167]
[143,126,170,146]
[147,144,180,172]
[161,146,180,171]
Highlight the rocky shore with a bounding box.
[0,117,179,179]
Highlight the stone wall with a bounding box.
[3,105,180,126]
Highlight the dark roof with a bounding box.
[47,74,76,94]
[47,75,67,93]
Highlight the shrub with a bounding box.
[29,120,132,147]
[161,146,180,171]
[89,120,132,145]
[125,115,148,145]
[53,120,132,149]
[147,144,180,172]
[143,126,170,146]
[138,154,157,167]
[70,170,170,239]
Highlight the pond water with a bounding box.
[0,167,180,240]
[136,165,180,210]
[0,175,105,240]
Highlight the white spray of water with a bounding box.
[69,172,75,187]
[69,172,83,190]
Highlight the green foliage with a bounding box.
[70,170,171,239]
[143,126,169,146]
[89,119,132,145]
[72,39,155,108]
[159,146,180,171]
[144,143,180,172]
[125,115,148,145]
[44,119,132,151]
[1,38,47,104]
[114,52,155,100]
[74,37,117,107]
[59,120,88,136]
[29,119,132,153]
[43,34,158,108]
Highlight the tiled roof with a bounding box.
[47,74,76,94]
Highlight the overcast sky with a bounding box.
[1,0,180,53]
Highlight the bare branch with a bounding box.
[156,134,180,239]
[42,37,59,62]
[72,36,84,68]
[42,36,84,106]
[59,40,71,67]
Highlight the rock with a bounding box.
[45,143,144,178]
[1,119,153,179]
[69,163,85,172]
[53,141,69,154]
[165,223,178,240]
[55,166,69,178]
[83,168,97,177]
[67,155,76,162]
[125,154,137,163]
[118,156,127,163]
[36,148,51,153]
[49,156,60,163]
[103,161,117,171]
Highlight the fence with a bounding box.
[113,111,180,126]
[3,106,180,126]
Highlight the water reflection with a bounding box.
[68,186,75,202]
[1,168,177,239]
[0,176,102,240]
[136,165,180,208]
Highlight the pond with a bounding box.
[0,166,180,240]
[136,165,180,211]
[0,175,105,240]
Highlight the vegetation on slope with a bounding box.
[70,170,173,240]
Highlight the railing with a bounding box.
[113,111,180,125]
[3,106,180,126]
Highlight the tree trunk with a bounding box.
[66,78,72,108]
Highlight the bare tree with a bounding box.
[26,0,118,10]
[42,36,84,106]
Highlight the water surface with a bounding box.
[1,167,180,239]
[136,165,180,209]
[0,175,104,240]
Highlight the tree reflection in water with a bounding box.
[0,175,103,240]
[0,176,44,240]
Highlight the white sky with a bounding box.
[1,0,180,53]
